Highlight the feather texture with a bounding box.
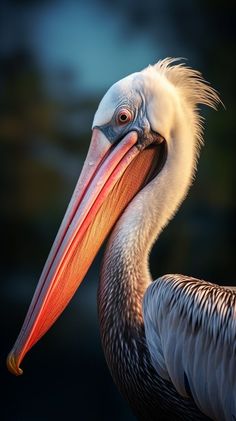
[153,58,221,109]
[143,275,236,420]
[143,58,222,154]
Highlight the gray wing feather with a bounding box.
[143,275,236,421]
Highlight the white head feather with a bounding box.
[94,59,221,252]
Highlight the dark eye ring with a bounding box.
[116,109,132,125]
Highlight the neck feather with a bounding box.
[97,116,197,414]
[98,115,196,330]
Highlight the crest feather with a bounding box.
[153,58,221,110]
[144,58,223,155]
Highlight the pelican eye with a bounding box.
[116,109,132,125]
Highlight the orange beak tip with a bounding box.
[6,352,23,376]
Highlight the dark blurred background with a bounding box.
[1,0,235,420]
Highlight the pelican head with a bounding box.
[7,58,219,375]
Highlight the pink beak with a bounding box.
[7,128,161,375]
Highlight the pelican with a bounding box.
[7,58,236,420]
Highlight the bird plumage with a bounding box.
[7,59,235,420]
[97,59,235,420]
[98,218,211,420]
[143,276,236,420]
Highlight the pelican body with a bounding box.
[7,59,236,420]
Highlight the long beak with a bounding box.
[7,128,161,375]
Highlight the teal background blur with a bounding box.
[1,1,235,420]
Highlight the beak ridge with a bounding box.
[7,129,139,375]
